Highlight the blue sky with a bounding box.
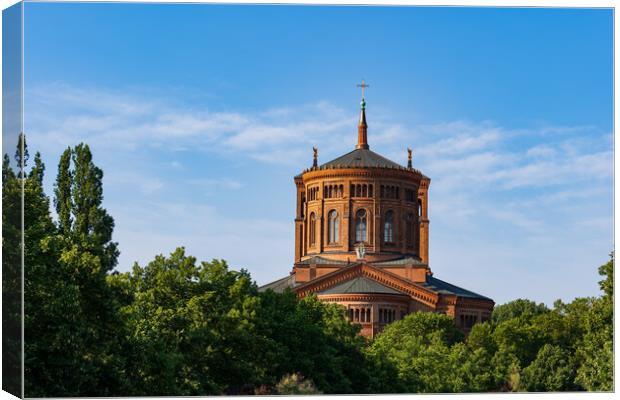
[15,3,613,306]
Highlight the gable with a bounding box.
[294,263,439,307]
[318,276,402,295]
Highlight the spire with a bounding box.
[356,80,370,150]
[407,148,412,169]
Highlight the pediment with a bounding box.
[294,263,439,307]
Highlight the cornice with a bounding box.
[301,167,424,183]
[456,297,495,309]
[318,293,411,304]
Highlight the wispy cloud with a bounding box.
[26,83,358,164]
[186,178,244,191]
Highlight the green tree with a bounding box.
[575,254,613,391]
[368,312,464,393]
[254,291,383,394]
[492,299,549,324]
[2,150,22,396]
[24,143,127,396]
[114,248,262,395]
[22,150,82,396]
[521,344,576,391]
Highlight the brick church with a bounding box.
[260,86,494,337]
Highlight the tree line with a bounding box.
[2,138,613,396]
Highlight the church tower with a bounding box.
[262,84,493,338]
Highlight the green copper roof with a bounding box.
[422,276,492,300]
[296,256,351,266]
[319,276,404,295]
[319,148,404,169]
[258,274,297,293]
[371,256,426,267]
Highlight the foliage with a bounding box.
[3,150,23,396]
[275,373,321,395]
[521,344,576,391]
[368,312,465,393]
[22,143,128,397]
[112,249,262,395]
[574,254,614,391]
[492,298,549,323]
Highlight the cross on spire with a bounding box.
[357,79,369,99]
[356,80,369,150]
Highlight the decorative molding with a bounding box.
[318,293,410,304]
[302,167,424,183]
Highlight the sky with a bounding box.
[10,3,613,306]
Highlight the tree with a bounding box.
[575,254,613,391]
[492,299,549,324]
[254,291,383,394]
[22,150,82,396]
[24,143,127,396]
[521,344,576,391]
[368,312,464,393]
[114,248,262,395]
[2,151,22,396]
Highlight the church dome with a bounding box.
[292,93,431,267]
[261,83,494,339]
[319,147,405,170]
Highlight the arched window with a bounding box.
[328,210,339,243]
[355,209,367,242]
[309,212,316,246]
[406,213,414,245]
[384,210,394,243]
[418,199,423,217]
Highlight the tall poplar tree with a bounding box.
[23,148,84,397]
[2,151,22,396]
[48,143,126,396]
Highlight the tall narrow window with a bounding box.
[406,213,414,245]
[418,199,423,217]
[328,210,339,243]
[384,210,394,243]
[355,209,367,242]
[309,212,316,246]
